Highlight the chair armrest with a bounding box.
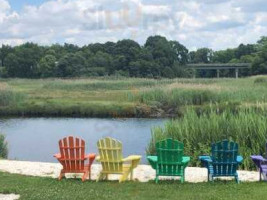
[53,153,61,159]
[182,156,190,164]
[122,155,141,162]
[147,156,157,163]
[85,153,96,164]
[147,156,158,170]
[237,155,243,164]
[199,155,212,163]
[251,155,267,162]
[85,153,96,159]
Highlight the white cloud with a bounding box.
[0,0,266,50]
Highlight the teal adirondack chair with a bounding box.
[199,140,243,183]
[147,138,190,183]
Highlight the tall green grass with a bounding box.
[147,108,267,170]
[0,134,8,158]
[0,89,25,107]
[42,78,218,91]
[131,85,267,109]
[130,89,221,107]
[42,79,174,90]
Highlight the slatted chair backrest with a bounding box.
[156,138,184,175]
[59,136,85,171]
[211,140,238,176]
[97,137,123,173]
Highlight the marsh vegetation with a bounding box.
[0,76,266,117]
[147,108,267,170]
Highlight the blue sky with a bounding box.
[7,0,46,11]
[0,0,267,50]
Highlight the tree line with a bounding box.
[0,35,266,78]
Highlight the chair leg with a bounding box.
[88,170,91,180]
[155,175,159,184]
[58,170,65,181]
[120,171,131,183]
[180,175,184,183]
[96,172,104,182]
[130,170,134,180]
[235,175,240,184]
[208,174,213,182]
[209,174,214,182]
[82,171,89,182]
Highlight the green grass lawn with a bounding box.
[0,172,267,200]
[0,76,267,117]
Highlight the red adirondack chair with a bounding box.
[54,136,96,181]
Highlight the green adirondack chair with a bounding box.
[147,138,190,183]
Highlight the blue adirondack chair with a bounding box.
[251,143,267,181]
[199,140,243,183]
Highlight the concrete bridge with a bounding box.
[186,63,251,78]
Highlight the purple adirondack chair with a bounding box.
[251,143,267,181]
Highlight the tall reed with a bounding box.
[147,108,267,170]
[0,88,25,107]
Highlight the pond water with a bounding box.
[0,118,167,163]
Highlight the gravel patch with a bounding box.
[0,194,20,200]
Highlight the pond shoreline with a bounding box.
[0,106,178,119]
[0,160,260,183]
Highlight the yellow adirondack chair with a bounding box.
[96,137,141,182]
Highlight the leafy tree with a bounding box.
[162,67,175,78]
[235,44,256,59]
[56,52,86,77]
[113,55,127,72]
[212,49,235,63]
[87,43,105,54]
[128,60,160,77]
[5,43,44,78]
[251,37,267,74]
[1,35,267,78]
[5,53,20,77]
[0,45,12,67]
[170,41,188,64]
[115,39,141,62]
[172,62,190,77]
[39,55,57,77]
[191,48,213,63]
[145,36,176,67]
[63,43,79,54]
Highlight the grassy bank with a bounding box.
[1,172,267,200]
[0,76,266,117]
[147,108,267,170]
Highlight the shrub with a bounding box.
[254,77,267,85]
[0,134,8,158]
